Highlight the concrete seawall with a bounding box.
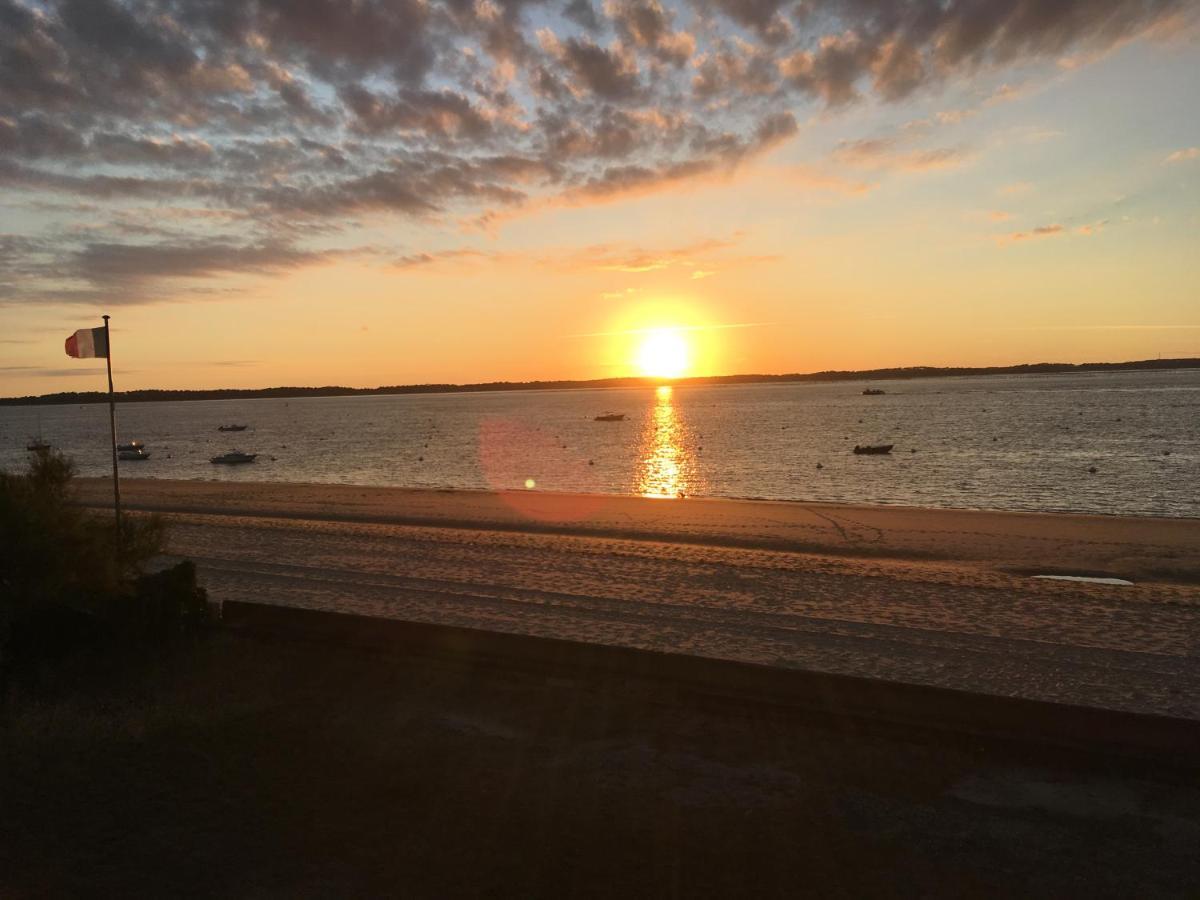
[223,600,1200,765]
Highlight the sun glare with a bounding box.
[636,329,689,379]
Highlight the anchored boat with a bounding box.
[211,450,257,464]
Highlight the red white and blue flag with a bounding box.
[65,327,109,359]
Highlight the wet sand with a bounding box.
[78,478,1200,582]
[75,479,1200,722]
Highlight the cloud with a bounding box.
[999,181,1035,195]
[70,240,337,285]
[3,367,111,377]
[1075,219,1109,236]
[1,236,344,306]
[392,249,495,269]
[1165,147,1199,163]
[779,165,875,195]
[549,36,642,99]
[607,0,695,66]
[338,84,492,139]
[385,233,773,280]
[569,320,774,338]
[832,138,972,172]
[0,0,1184,303]
[999,223,1064,244]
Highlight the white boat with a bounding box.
[211,450,257,464]
[117,440,144,453]
[118,447,151,461]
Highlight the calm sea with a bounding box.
[1,370,1197,517]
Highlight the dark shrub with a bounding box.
[130,561,210,639]
[1,448,207,668]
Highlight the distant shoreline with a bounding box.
[2,357,1197,406]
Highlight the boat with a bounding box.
[853,444,894,455]
[862,389,886,396]
[594,413,625,422]
[116,440,144,453]
[211,450,257,464]
[218,424,248,432]
[118,447,151,461]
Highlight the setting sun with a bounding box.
[636,329,690,379]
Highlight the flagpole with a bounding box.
[102,314,123,543]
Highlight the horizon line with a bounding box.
[2,357,1197,405]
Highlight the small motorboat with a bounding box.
[853,444,894,455]
[26,438,50,451]
[117,440,144,453]
[862,389,886,396]
[218,424,248,432]
[211,450,257,464]
[594,413,625,422]
[118,447,151,461]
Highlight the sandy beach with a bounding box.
[75,478,1200,722]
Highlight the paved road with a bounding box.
[158,509,1200,720]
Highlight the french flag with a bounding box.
[65,326,109,359]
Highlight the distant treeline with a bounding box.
[2,358,1197,407]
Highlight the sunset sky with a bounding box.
[2,0,1198,395]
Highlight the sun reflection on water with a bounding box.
[637,385,699,498]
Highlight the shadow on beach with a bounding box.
[3,629,1197,898]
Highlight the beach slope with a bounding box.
[75,479,1200,723]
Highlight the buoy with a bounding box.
[419,456,424,461]
[588,460,594,466]
[1088,466,1097,474]
[816,462,823,469]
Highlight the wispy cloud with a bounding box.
[998,224,1064,245]
[1014,324,1200,331]
[998,219,1109,245]
[387,234,777,279]
[1165,147,1199,164]
[832,139,973,172]
[568,321,774,338]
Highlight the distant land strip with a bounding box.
[2,358,1197,406]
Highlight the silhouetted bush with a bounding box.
[1,448,208,669]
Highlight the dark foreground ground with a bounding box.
[2,629,1198,899]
